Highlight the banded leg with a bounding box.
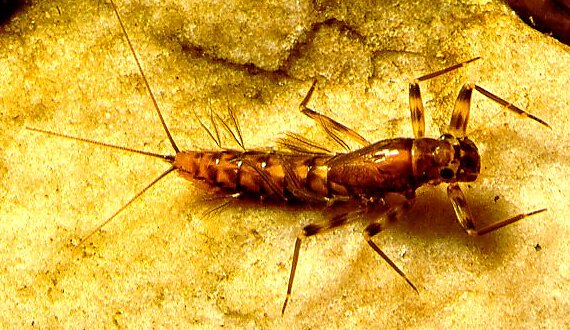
[472,85,551,129]
[364,198,418,293]
[447,83,474,137]
[281,211,359,314]
[281,198,416,314]
[447,83,552,138]
[300,80,370,150]
[447,182,547,236]
[408,80,426,138]
[409,57,481,139]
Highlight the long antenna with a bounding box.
[26,127,175,162]
[109,0,180,153]
[77,166,177,246]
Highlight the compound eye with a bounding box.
[440,168,454,180]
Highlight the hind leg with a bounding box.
[299,80,370,149]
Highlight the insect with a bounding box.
[27,0,550,315]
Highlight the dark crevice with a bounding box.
[0,0,29,25]
[505,0,570,45]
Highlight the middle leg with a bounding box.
[281,195,417,314]
[364,198,418,292]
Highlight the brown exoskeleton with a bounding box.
[277,58,550,313]
[27,0,550,315]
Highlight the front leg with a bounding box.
[447,182,547,236]
[409,57,481,139]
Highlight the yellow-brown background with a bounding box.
[1,0,568,328]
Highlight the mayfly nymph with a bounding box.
[27,0,550,315]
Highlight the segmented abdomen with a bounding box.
[172,138,416,203]
[173,150,340,202]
